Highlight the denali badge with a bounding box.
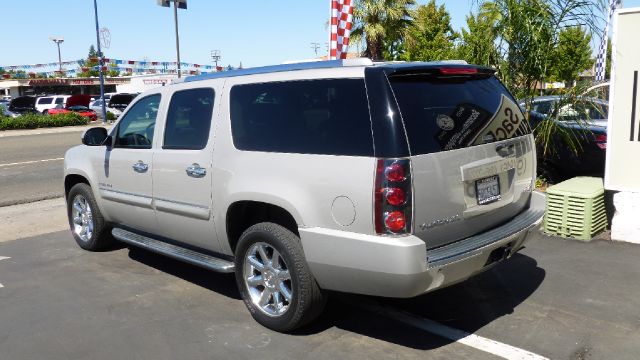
[420,214,461,230]
[436,114,455,131]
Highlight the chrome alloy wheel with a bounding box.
[71,195,94,243]
[243,242,293,317]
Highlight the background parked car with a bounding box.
[48,94,97,121]
[107,93,138,112]
[89,98,122,119]
[1,101,18,118]
[8,96,39,115]
[35,95,71,114]
[522,96,608,182]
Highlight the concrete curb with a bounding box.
[0,198,67,243]
[0,123,113,138]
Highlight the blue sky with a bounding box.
[0,0,635,69]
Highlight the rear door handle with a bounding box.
[132,160,149,173]
[186,163,206,178]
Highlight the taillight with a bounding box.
[384,211,406,232]
[595,134,607,150]
[385,188,405,206]
[374,159,412,235]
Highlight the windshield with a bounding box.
[557,101,608,122]
[390,75,531,155]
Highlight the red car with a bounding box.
[48,94,98,121]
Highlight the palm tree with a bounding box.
[351,0,415,60]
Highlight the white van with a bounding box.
[35,95,71,114]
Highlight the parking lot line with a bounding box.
[363,300,549,360]
[0,158,64,168]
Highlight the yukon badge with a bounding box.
[436,114,455,131]
[420,214,461,230]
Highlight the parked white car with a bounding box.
[35,95,70,114]
[89,98,122,119]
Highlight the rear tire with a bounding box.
[67,183,113,251]
[235,222,326,332]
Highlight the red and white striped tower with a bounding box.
[329,0,354,60]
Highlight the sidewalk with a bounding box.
[0,123,113,138]
[0,198,67,243]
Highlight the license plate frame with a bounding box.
[475,175,501,205]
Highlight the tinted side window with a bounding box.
[532,101,552,115]
[163,88,215,150]
[114,94,161,149]
[55,97,65,105]
[38,97,53,105]
[230,79,373,156]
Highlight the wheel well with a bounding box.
[226,201,299,253]
[64,174,90,198]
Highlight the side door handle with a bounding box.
[186,163,206,178]
[132,160,149,173]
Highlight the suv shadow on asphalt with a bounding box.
[124,243,544,350]
[306,253,546,350]
[126,246,242,301]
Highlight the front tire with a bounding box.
[67,183,113,251]
[235,222,326,332]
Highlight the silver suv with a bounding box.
[64,59,544,332]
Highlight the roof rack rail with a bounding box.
[183,58,373,83]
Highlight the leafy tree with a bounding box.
[400,1,458,61]
[352,0,415,60]
[78,46,100,78]
[477,0,603,160]
[88,45,98,58]
[550,26,593,86]
[107,63,120,77]
[458,9,500,67]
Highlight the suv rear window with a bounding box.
[230,79,373,156]
[390,75,531,155]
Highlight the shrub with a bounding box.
[106,111,116,121]
[0,112,89,130]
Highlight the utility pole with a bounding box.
[92,0,107,124]
[158,0,187,77]
[49,37,64,73]
[310,42,320,56]
[211,50,221,70]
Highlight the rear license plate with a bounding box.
[476,175,501,205]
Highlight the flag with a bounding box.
[329,0,354,60]
[595,0,622,82]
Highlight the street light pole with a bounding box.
[49,37,64,73]
[158,0,187,78]
[56,42,62,72]
[93,0,107,124]
[173,0,181,78]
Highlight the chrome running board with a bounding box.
[112,228,235,273]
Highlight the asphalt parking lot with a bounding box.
[1,225,639,360]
